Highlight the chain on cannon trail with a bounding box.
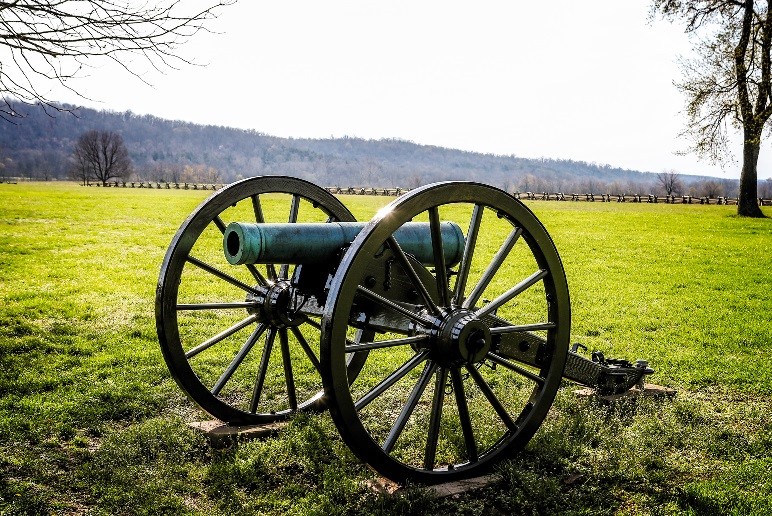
[156,176,657,485]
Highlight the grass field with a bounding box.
[1,181,771,515]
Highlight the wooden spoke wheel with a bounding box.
[321,182,570,483]
[156,176,367,425]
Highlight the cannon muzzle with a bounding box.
[223,221,465,266]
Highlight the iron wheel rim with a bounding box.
[157,176,365,424]
[321,181,570,483]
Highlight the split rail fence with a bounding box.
[52,180,772,206]
[323,187,771,207]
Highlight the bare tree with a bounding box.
[576,177,606,194]
[68,157,90,186]
[656,169,683,195]
[71,130,132,186]
[760,177,772,198]
[0,1,232,121]
[694,179,725,198]
[180,163,220,184]
[722,178,740,198]
[500,178,513,194]
[653,1,767,217]
[406,175,423,189]
[518,173,536,192]
[519,173,554,193]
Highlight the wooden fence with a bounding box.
[73,181,772,206]
[90,181,223,190]
[325,186,406,196]
[509,192,771,206]
[326,187,772,206]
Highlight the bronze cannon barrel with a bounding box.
[223,221,465,266]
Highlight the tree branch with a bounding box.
[0,0,233,119]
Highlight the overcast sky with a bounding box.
[46,0,772,180]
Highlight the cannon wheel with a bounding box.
[157,176,367,424]
[321,182,570,483]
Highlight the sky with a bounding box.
[43,0,772,180]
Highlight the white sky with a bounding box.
[47,0,772,180]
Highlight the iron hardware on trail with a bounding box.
[156,177,655,485]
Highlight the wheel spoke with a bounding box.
[383,361,437,453]
[462,227,523,309]
[450,367,478,462]
[213,215,227,233]
[185,314,259,359]
[354,350,430,411]
[288,193,301,223]
[466,365,518,432]
[487,352,546,386]
[489,322,556,335]
[186,255,261,296]
[304,317,321,331]
[386,235,443,316]
[176,302,259,310]
[279,329,297,411]
[290,326,321,375]
[245,265,268,286]
[475,269,548,318]
[251,194,278,281]
[345,330,364,354]
[429,207,450,307]
[356,285,435,327]
[424,366,448,470]
[453,204,484,306]
[211,324,267,396]
[251,194,266,223]
[279,194,301,280]
[345,334,429,353]
[249,328,277,413]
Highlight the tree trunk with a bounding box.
[738,132,765,217]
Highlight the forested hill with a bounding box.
[0,101,686,192]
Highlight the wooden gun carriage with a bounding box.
[156,177,652,484]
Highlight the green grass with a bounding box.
[1,182,771,515]
[536,201,772,393]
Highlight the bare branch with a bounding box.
[656,169,684,194]
[69,129,131,185]
[654,0,769,216]
[0,0,233,119]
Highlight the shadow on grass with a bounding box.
[0,389,757,515]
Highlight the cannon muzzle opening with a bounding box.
[223,221,465,266]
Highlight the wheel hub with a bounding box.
[429,309,491,367]
[248,280,305,328]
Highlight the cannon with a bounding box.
[156,176,653,484]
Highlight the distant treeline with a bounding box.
[0,100,753,198]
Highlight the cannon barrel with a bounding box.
[223,221,465,266]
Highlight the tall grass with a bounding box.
[0,182,770,515]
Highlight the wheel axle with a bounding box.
[425,309,492,367]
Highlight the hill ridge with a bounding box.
[0,101,724,194]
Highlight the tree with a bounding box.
[0,0,232,121]
[695,178,725,198]
[656,169,683,195]
[653,0,768,217]
[71,130,132,186]
[760,177,772,198]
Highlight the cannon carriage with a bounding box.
[156,176,652,484]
